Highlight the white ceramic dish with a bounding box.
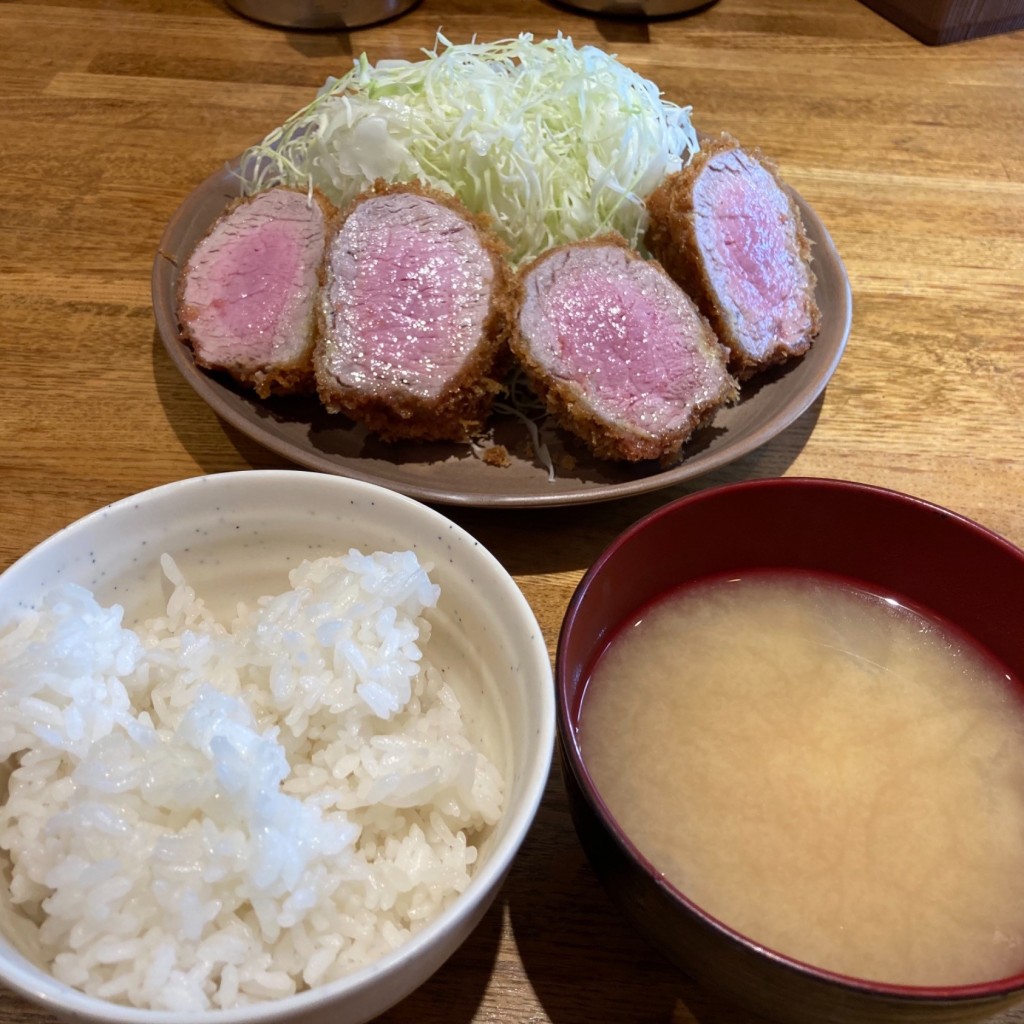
[0,470,554,1024]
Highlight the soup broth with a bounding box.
[578,571,1024,986]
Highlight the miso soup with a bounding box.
[578,571,1024,986]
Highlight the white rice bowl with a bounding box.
[0,471,554,1024]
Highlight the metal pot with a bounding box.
[553,0,716,17]
[226,0,419,30]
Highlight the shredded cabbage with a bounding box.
[238,33,699,266]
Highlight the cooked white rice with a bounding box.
[0,550,504,1011]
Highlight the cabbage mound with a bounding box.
[239,33,700,266]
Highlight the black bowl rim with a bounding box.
[556,474,1024,1003]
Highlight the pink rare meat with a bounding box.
[512,236,737,463]
[645,137,821,379]
[177,187,330,397]
[315,182,514,442]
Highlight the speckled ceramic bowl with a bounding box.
[0,470,554,1024]
[557,478,1024,1024]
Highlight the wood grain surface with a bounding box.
[1,0,1023,1021]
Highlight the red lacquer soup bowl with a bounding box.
[556,477,1024,1024]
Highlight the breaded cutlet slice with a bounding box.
[645,136,821,380]
[315,181,516,443]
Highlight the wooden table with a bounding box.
[2,0,1023,1020]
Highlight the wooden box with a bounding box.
[859,0,1024,43]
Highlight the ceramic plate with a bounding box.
[152,162,852,508]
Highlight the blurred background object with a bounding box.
[858,0,1024,43]
[225,0,420,30]
[548,0,717,18]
